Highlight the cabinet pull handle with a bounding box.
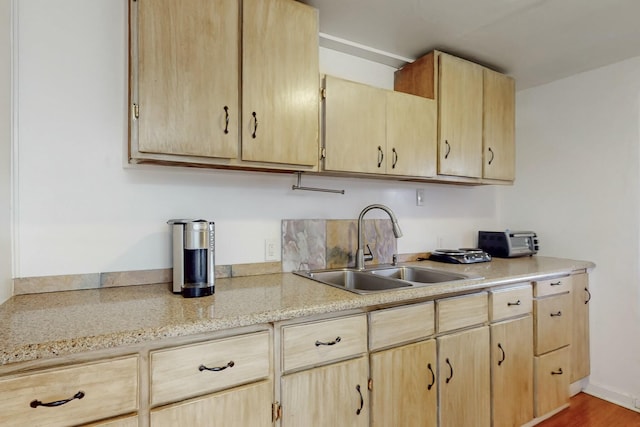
[223,106,230,134]
[30,391,85,408]
[251,112,258,138]
[585,287,591,304]
[551,368,563,375]
[444,140,451,159]
[445,358,454,383]
[392,148,398,168]
[550,281,562,286]
[488,147,495,165]
[377,146,384,168]
[356,384,364,415]
[315,336,341,346]
[507,300,521,306]
[199,361,235,372]
[427,363,435,390]
[550,311,562,317]
[497,343,506,366]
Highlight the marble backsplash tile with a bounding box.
[282,219,397,271]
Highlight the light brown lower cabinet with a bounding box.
[280,356,369,427]
[490,316,534,427]
[83,415,139,427]
[437,326,491,427]
[571,272,591,382]
[150,380,273,427]
[534,346,570,416]
[370,339,437,427]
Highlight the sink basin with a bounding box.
[368,266,470,283]
[294,265,482,295]
[296,269,412,294]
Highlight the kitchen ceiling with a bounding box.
[301,0,640,90]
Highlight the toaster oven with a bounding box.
[478,230,538,258]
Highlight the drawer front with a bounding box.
[151,331,271,406]
[534,276,572,297]
[437,292,488,333]
[369,302,435,351]
[0,356,138,427]
[283,314,368,372]
[534,293,571,355]
[490,284,533,322]
[534,346,569,416]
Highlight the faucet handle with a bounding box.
[392,254,398,266]
[364,244,374,262]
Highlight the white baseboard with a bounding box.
[583,381,640,413]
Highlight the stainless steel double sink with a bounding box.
[294,265,483,294]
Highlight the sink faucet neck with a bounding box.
[356,204,403,270]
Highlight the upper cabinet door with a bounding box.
[135,0,239,159]
[386,91,437,177]
[438,53,483,178]
[242,0,319,167]
[323,76,386,174]
[483,69,515,181]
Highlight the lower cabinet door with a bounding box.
[83,414,139,427]
[281,356,369,427]
[150,380,272,427]
[535,347,570,417]
[491,316,534,427]
[438,326,490,427]
[370,339,437,427]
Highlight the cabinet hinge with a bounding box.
[132,103,139,120]
[368,378,373,391]
[272,402,282,422]
[320,147,326,160]
[320,87,326,99]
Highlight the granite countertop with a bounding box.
[0,256,594,366]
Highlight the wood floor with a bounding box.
[537,392,640,426]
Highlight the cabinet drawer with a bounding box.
[150,380,273,427]
[534,346,569,416]
[437,292,488,333]
[534,276,572,297]
[490,284,532,322]
[534,293,571,355]
[369,302,434,351]
[0,356,138,427]
[150,331,271,406]
[282,314,367,372]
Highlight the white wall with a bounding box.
[11,0,501,280]
[500,57,640,407]
[0,0,13,305]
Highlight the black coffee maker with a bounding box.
[168,219,215,297]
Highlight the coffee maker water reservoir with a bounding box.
[168,219,215,297]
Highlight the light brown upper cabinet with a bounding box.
[483,68,516,181]
[130,0,319,171]
[438,53,484,178]
[241,0,319,167]
[395,50,515,183]
[133,0,239,160]
[323,75,437,178]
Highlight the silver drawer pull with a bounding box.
[199,361,235,372]
[315,336,342,346]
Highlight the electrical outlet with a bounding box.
[416,189,425,206]
[265,239,278,262]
